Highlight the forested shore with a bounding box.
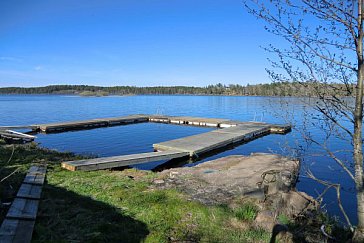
[0,82,353,97]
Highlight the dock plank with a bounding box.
[35,115,150,133]
[149,115,232,127]
[31,114,289,134]
[171,116,230,127]
[154,132,239,155]
[211,123,270,135]
[62,150,189,171]
[153,124,272,156]
[93,114,149,125]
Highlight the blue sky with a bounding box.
[0,0,274,87]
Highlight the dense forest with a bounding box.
[0,82,354,97]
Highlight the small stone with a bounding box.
[275,230,294,243]
[255,210,276,230]
[281,191,316,216]
[169,171,179,178]
[153,179,165,184]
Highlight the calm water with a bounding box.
[0,95,357,224]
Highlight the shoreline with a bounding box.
[0,93,345,99]
[0,142,350,242]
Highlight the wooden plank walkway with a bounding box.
[31,114,247,133]
[0,165,47,243]
[0,219,35,243]
[62,150,190,171]
[3,114,292,136]
[23,166,46,185]
[153,123,273,156]
[150,115,232,127]
[34,114,149,133]
[16,184,43,200]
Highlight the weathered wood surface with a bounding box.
[62,150,189,171]
[6,198,39,220]
[23,166,46,185]
[149,115,234,127]
[34,114,149,133]
[0,130,36,142]
[27,166,46,174]
[61,120,291,171]
[0,126,37,130]
[93,115,149,125]
[0,165,47,243]
[32,114,252,133]
[16,184,43,199]
[0,219,35,243]
[5,114,291,135]
[153,123,272,156]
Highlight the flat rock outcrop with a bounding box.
[153,153,317,232]
[155,153,300,205]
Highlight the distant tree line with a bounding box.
[0,82,354,97]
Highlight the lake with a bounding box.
[0,94,357,224]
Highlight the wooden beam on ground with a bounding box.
[0,165,47,243]
[0,219,35,243]
[16,184,43,200]
[6,199,39,220]
[23,166,46,185]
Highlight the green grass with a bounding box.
[0,143,271,242]
[234,203,258,222]
[37,166,270,242]
[277,214,291,225]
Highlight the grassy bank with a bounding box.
[0,142,272,242]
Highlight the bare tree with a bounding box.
[243,0,364,241]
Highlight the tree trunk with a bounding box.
[353,2,364,241]
[353,64,364,241]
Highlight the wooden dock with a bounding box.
[60,115,290,171]
[62,150,189,171]
[4,114,290,135]
[149,115,234,127]
[33,114,149,133]
[1,114,290,171]
[153,123,274,156]
[30,114,251,133]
